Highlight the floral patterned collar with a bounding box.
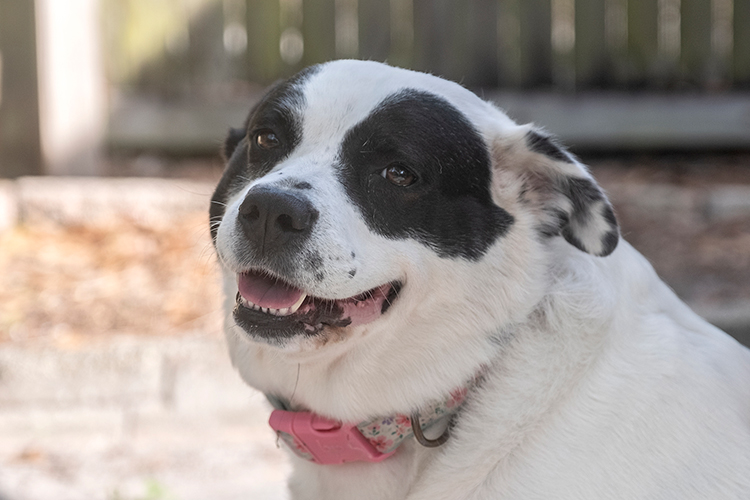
[265,373,482,465]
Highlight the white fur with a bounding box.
[213,60,750,499]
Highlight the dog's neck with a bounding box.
[263,368,485,464]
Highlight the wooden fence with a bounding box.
[105,0,750,95]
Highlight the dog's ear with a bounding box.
[222,127,247,161]
[498,127,619,257]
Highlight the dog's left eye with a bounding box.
[381,164,417,187]
[254,129,281,150]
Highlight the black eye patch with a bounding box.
[338,89,514,261]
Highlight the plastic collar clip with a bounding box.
[269,409,396,465]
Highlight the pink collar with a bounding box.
[266,379,479,465]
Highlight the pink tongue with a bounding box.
[238,271,305,309]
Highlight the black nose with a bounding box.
[238,186,318,255]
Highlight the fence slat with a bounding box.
[518,0,552,87]
[411,0,451,76]
[302,0,337,66]
[497,0,522,87]
[626,0,658,85]
[575,0,609,87]
[465,0,499,87]
[358,0,391,63]
[0,0,43,177]
[245,0,282,83]
[680,0,712,86]
[735,0,750,86]
[412,0,498,87]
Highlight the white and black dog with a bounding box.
[210,60,750,499]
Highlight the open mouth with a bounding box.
[234,269,402,337]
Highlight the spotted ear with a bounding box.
[509,127,619,257]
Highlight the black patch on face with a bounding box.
[338,89,514,261]
[209,66,320,243]
[525,130,572,164]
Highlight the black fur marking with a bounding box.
[210,66,320,243]
[534,174,619,256]
[561,177,604,225]
[338,89,514,261]
[305,253,324,271]
[600,230,619,256]
[602,205,617,227]
[558,177,619,256]
[538,208,569,238]
[348,269,357,278]
[293,181,312,190]
[222,127,246,160]
[561,225,587,254]
[525,130,573,164]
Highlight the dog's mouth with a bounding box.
[233,269,402,339]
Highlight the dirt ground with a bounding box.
[1,153,749,345]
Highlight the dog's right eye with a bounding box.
[381,163,417,187]
[254,129,281,150]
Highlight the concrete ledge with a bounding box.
[0,334,290,500]
[0,334,272,444]
[2,177,750,231]
[490,92,750,151]
[107,93,750,154]
[5,177,214,229]
[605,182,750,221]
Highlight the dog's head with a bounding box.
[211,60,619,356]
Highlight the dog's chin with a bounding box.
[231,270,402,345]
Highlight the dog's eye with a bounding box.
[254,129,280,150]
[381,164,417,187]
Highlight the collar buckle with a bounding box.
[269,409,396,464]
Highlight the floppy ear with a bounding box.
[222,127,247,161]
[501,127,619,257]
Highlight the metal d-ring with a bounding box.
[410,413,451,448]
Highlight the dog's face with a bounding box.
[211,60,619,356]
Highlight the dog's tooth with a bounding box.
[277,307,290,316]
[288,294,307,314]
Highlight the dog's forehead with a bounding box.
[295,61,511,147]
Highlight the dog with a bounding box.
[209,60,750,499]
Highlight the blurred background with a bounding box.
[0,0,749,499]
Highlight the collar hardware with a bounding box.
[269,409,396,464]
[410,412,452,448]
[266,368,485,464]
